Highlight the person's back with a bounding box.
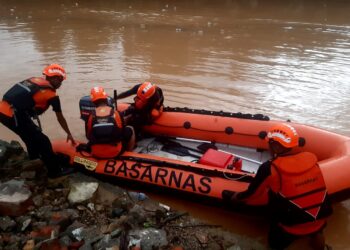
[84,86,135,159]
[2,77,56,115]
[269,151,332,237]
[230,123,332,250]
[0,64,75,179]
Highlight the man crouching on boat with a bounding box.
[117,82,164,135]
[77,86,135,158]
[229,123,332,250]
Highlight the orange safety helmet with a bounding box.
[134,82,156,109]
[42,64,66,80]
[137,82,156,101]
[90,86,108,103]
[266,123,299,148]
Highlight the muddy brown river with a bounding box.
[1,1,350,249]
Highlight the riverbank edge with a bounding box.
[0,139,266,250]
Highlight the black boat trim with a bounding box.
[163,107,270,121]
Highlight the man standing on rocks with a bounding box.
[0,64,75,178]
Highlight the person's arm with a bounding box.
[156,87,164,107]
[56,112,76,145]
[234,161,272,201]
[48,96,76,145]
[117,84,141,99]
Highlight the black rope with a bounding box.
[164,107,270,121]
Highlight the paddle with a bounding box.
[156,137,203,154]
[197,142,218,152]
[161,144,201,158]
[156,136,263,164]
[156,137,201,158]
[175,137,263,165]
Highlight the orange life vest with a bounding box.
[2,77,56,116]
[87,105,124,158]
[0,101,14,118]
[269,152,332,235]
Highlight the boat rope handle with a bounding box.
[153,121,267,138]
[223,171,251,181]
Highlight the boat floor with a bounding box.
[133,137,270,174]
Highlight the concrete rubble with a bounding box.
[0,139,266,250]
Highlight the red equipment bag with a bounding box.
[199,148,242,170]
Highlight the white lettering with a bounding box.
[142,83,153,94]
[268,132,291,143]
[48,68,66,78]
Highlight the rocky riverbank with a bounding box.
[0,139,265,250]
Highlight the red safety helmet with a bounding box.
[134,82,156,109]
[266,123,299,148]
[42,64,66,80]
[137,82,156,101]
[90,86,108,103]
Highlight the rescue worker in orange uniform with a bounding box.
[81,86,135,158]
[230,123,332,250]
[117,82,164,134]
[0,64,76,178]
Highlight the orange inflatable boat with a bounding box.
[52,105,350,205]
